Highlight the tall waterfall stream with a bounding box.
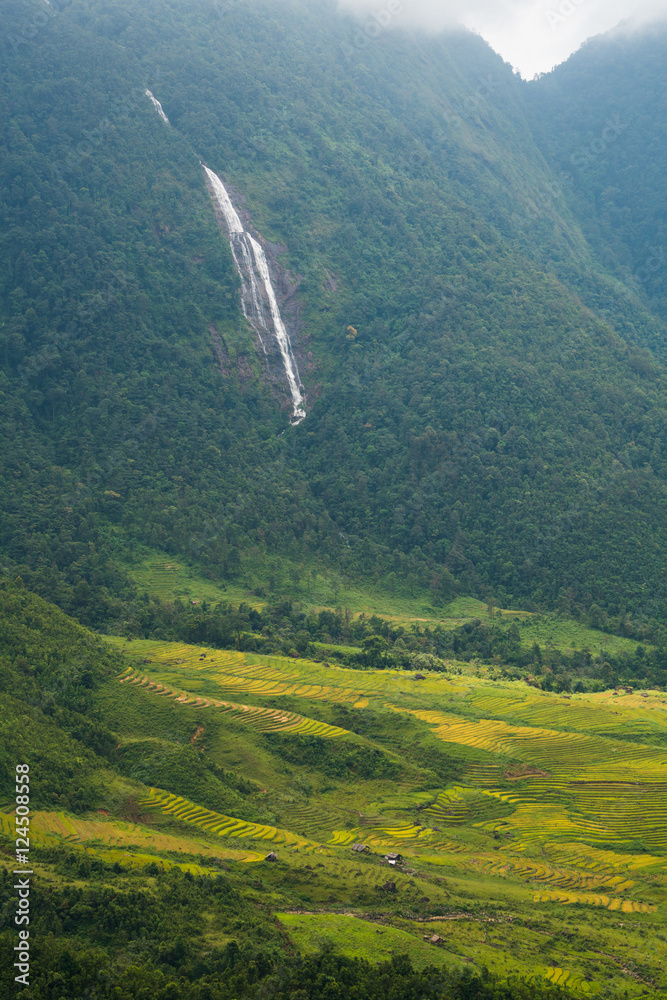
[203,167,306,425]
[144,89,306,425]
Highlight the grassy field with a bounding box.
[276,912,463,970]
[276,911,599,991]
[83,638,667,992]
[8,635,663,994]
[123,550,642,659]
[123,550,266,609]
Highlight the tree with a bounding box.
[360,634,388,669]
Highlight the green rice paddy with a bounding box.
[7,634,662,995]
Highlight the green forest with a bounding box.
[2,0,667,995]
[2,0,667,640]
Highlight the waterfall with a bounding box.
[203,165,306,425]
[146,90,169,124]
[140,90,304,423]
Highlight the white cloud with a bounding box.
[337,0,667,77]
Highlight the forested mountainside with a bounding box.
[526,23,667,329]
[2,0,667,632]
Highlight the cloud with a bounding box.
[336,0,667,77]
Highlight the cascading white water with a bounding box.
[145,89,169,124]
[141,94,304,423]
[202,166,267,351]
[203,165,306,424]
[247,234,305,421]
[203,167,243,234]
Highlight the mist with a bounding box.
[336,0,667,77]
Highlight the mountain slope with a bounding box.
[526,22,667,330]
[2,0,667,628]
[1,582,665,996]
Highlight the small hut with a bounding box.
[351,843,370,854]
[265,851,278,862]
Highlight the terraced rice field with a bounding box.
[466,853,635,892]
[119,666,349,737]
[0,810,263,866]
[100,636,667,992]
[545,969,594,993]
[277,912,451,970]
[278,801,346,840]
[111,640,667,865]
[469,686,667,739]
[139,788,315,849]
[533,889,656,913]
[327,822,444,851]
[109,637,469,707]
[405,709,667,782]
[427,788,470,825]
[126,555,265,610]
[112,639,373,705]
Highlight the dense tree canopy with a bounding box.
[1,0,667,633]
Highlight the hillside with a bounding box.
[526,23,667,332]
[2,6,667,993]
[2,0,667,637]
[1,582,666,996]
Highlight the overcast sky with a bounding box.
[337,0,667,78]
